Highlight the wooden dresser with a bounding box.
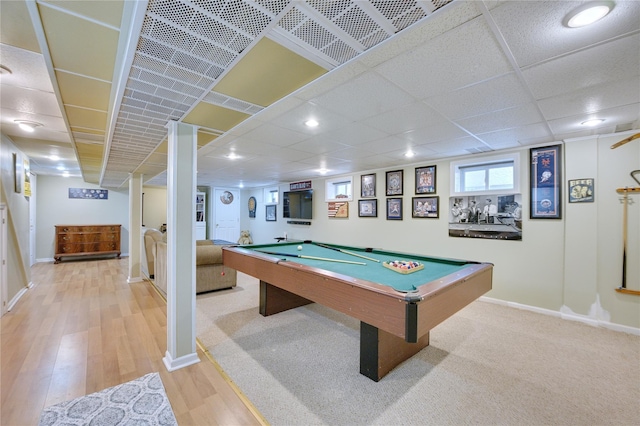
[54,224,121,264]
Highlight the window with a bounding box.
[264,187,278,205]
[451,153,520,196]
[325,176,353,201]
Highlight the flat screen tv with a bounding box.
[283,189,313,220]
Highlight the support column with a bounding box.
[163,120,200,371]
[128,172,143,283]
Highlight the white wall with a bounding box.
[240,133,640,330]
[36,176,130,261]
[0,133,31,302]
[143,186,167,231]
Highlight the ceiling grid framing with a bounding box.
[100,0,456,188]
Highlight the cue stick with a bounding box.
[622,189,628,289]
[610,132,640,150]
[255,250,367,266]
[306,241,380,262]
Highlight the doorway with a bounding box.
[212,188,240,243]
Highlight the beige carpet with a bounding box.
[197,273,640,425]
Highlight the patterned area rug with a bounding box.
[38,372,177,426]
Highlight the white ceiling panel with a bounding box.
[522,34,640,100]
[310,71,416,121]
[4,1,639,189]
[425,72,532,121]
[359,101,447,135]
[375,16,513,100]
[477,122,554,149]
[547,104,640,137]
[455,102,545,134]
[538,77,640,121]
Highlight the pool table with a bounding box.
[222,241,493,381]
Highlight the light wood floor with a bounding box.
[0,257,265,426]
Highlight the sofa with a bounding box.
[153,240,237,295]
[143,228,165,278]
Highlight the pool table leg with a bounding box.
[259,280,313,316]
[360,322,430,382]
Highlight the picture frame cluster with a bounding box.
[357,165,439,220]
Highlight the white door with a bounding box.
[213,188,240,243]
[29,173,36,266]
[1,204,7,316]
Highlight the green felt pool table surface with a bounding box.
[244,241,476,293]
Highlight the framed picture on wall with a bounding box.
[361,173,376,198]
[386,170,403,196]
[358,199,377,217]
[530,145,562,219]
[568,178,594,203]
[412,196,439,218]
[415,165,436,194]
[266,204,276,221]
[386,198,402,220]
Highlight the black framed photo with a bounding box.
[412,196,439,218]
[361,173,376,198]
[415,165,436,194]
[386,170,403,196]
[266,204,276,221]
[386,198,402,220]
[568,178,594,203]
[358,199,377,217]
[530,145,562,219]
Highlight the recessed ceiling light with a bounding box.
[404,150,415,158]
[56,166,66,171]
[564,2,613,28]
[226,152,240,160]
[305,119,319,128]
[581,118,605,126]
[318,168,329,175]
[50,155,60,161]
[62,171,70,177]
[15,120,43,132]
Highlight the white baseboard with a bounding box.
[7,285,29,311]
[162,351,200,372]
[479,296,640,336]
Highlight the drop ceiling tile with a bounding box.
[240,123,309,147]
[64,105,108,131]
[400,121,469,144]
[426,73,530,121]
[183,102,250,132]
[547,104,640,138]
[306,122,389,147]
[1,84,64,122]
[214,37,327,107]
[288,138,350,155]
[0,45,52,92]
[41,0,124,28]
[538,77,640,121]
[359,101,448,135]
[268,101,353,135]
[423,136,488,154]
[476,123,553,149]
[310,71,415,121]
[55,71,111,111]
[523,34,640,101]
[356,1,481,69]
[375,17,512,99]
[0,1,40,52]
[455,102,544,134]
[39,4,119,81]
[489,0,640,68]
